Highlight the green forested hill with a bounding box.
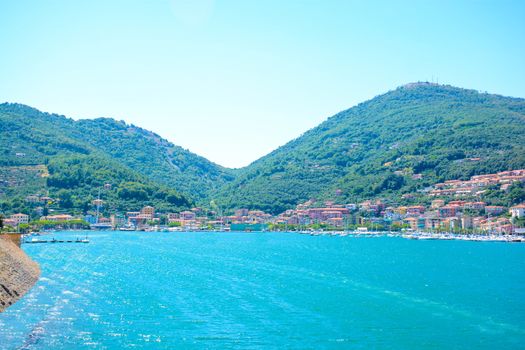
[0,103,225,214]
[2,83,525,216]
[72,118,235,198]
[44,155,192,214]
[213,83,525,213]
[0,104,234,199]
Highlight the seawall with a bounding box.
[0,234,40,312]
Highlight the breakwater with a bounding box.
[0,234,40,312]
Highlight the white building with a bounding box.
[510,204,525,219]
[10,213,29,225]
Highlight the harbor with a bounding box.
[299,229,525,242]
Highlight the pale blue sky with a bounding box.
[1,0,524,168]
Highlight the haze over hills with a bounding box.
[1,82,525,215]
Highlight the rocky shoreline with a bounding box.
[0,234,40,312]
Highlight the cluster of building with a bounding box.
[2,213,30,227]
[275,201,351,227]
[268,198,525,234]
[397,200,524,234]
[429,169,525,197]
[2,213,77,228]
[24,194,55,205]
[3,168,525,234]
[3,198,525,234]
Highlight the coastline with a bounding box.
[2,229,524,349]
[299,230,525,242]
[25,228,525,243]
[0,234,40,312]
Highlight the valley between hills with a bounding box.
[1,82,524,230]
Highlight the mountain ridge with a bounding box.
[212,83,525,213]
[0,103,235,199]
[1,82,525,214]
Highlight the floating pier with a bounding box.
[23,238,89,244]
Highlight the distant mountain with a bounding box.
[2,83,525,216]
[213,83,525,213]
[73,118,235,199]
[0,103,234,198]
[0,103,232,214]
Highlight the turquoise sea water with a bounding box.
[1,231,524,349]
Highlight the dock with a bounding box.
[23,238,89,244]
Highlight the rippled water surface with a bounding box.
[1,231,524,349]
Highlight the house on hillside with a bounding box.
[510,204,525,219]
[485,206,505,216]
[10,213,29,226]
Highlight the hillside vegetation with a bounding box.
[0,104,199,214]
[2,83,524,215]
[0,104,234,198]
[213,83,525,213]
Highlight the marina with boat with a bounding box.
[299,229,525,242]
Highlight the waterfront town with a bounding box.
[2,169,525,235]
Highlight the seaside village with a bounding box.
[3,169,525,236]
